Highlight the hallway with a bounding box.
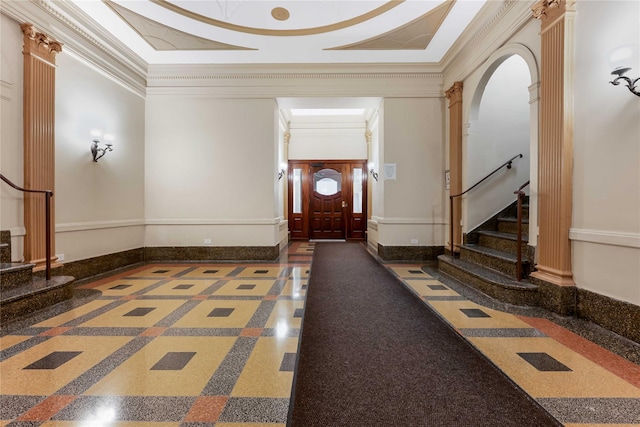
[0,241,638,425]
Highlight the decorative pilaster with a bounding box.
[529,1,576,289]
[365,125,373,220]
[446,81,463,253]
[21,23,62,271]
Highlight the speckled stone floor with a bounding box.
[1,241,639,426]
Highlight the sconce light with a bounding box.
[369,169,379,182]
[90,130,114,162]
[610,67,640,97]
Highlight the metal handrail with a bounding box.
[514,180,530,281]
[449,153,523,257]
[0,173,53,280]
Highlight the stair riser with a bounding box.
[438,259,539,306]
[478,234,526,256]
[497,220,529,235]
[1,267,34,291]
[0,244,10,264]
[0,283,73,324]
[460,248,529,278]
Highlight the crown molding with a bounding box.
[1,0,147,96]
[441,0,537,86]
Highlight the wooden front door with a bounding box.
[310,164,345,239]
[288,160,367,240]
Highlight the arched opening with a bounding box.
[464,54,532,236]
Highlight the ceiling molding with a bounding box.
[106,1,255,51]
[329,1,454,51]
[148,0,404,37]
[441,0,536,85]
[1,0,148,96]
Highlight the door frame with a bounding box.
[288,160,368,240]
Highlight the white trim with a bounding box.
[9,226,26,237]
[146,218,282,226]
[569,228,640,249]
[56,219,145,233]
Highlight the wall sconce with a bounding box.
[369,169,379,182]
[90,130,114,162]
[610,67,640,97]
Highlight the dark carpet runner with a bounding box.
[288,242,561,427]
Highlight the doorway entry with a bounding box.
[288,160,367,240]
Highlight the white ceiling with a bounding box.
[67,0,488,65]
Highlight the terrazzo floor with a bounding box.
[1,241,639,426]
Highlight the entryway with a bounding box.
[288,160,367,240]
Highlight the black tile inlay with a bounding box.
[204,270,219,274]
[237,284,256,290]
[151,352,196,370]
[173,284,194,290]
[124,307,156,317]
[24,351,82,370]
[409,270,424,274]
[428,284,448,291]
[517,352,572,372]
[460,308,491,318]
[279,352,297,372]
[110,284,132,290]
[153,270,170,274]
[208,308,235,317]
[254,270,269,274]
[293,308,304,318]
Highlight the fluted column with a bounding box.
[446,82,463,253]
[365,126,373,220]
[21,23,62,271]
[529,0,576,287]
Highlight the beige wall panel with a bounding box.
[571,0,640,304]
[382,98,445,243]
[145,96,278,246]
[144,224,279,247]
[54,53,145,261]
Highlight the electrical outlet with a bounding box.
[56,253,65,261]
[204,239,212,245]
[410,239,418,245]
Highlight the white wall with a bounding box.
[144,94,280,247]
[377,97,445,247]
[464,55,531,231]
[571,0,640,305]
[54,53,146,262]
[1,14,146,263]
[288,116,368,160]
[0,14,25,261]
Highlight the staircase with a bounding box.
[437,198,539,306]
[0,230,75,325]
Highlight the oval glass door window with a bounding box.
[314,169,342,196]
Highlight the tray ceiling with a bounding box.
[68,0,488,65]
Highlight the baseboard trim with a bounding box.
[144,245,280,262]
[377,244,444,261]
[577,288,640,344]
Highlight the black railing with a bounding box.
[449,154,523,257]
[514,181,530,281]
[0,173,53,280]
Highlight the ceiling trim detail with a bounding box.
[146,0,405,36]
[107,1,256,51]
[328,0,454,51]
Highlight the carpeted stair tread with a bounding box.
[290,242,559,427]
[438,254,536,290]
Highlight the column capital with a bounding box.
[445,81,463,105]
[21,23,63,63]
[532,0,576,24]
